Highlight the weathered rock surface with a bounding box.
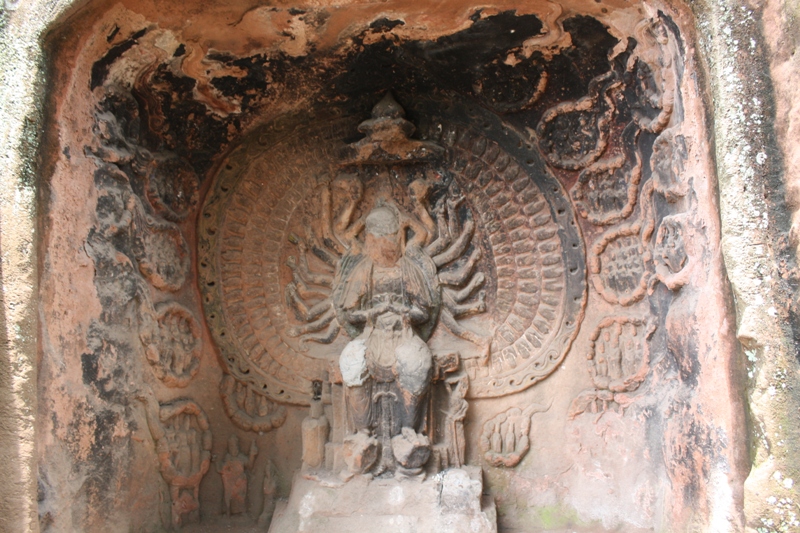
[269,467,496,533]
[3,0,799,531]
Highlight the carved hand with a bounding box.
[367,303,392,320]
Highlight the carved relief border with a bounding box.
[416,100,588,398]
[198,110,355,405]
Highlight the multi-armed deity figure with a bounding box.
[285,93,490,477]
[336,203,438,474]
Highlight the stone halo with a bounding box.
[198,100,586,405]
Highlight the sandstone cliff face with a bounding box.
[1,0,797,531]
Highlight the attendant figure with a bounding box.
[215,435,258,516]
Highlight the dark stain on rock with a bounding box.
[658,11,685,59]
[91,27,148,90]
[328,12,620,129]
[81,351,100,391]
[369,18,405,32]
[209,54,273,102]
[89,12,626,189]
[678,418,714,505]
[145,66,230,177]
[91,409,119,459]
[410,11,543,66]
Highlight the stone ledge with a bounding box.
[269,467,497,533]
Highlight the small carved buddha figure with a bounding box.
[174,415,192,476]
[215,435,258,516]
[336,204,435,474]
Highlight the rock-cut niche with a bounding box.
[38,0,739,532]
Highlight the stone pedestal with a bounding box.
[269,467,497,533]
[301,399,329,470]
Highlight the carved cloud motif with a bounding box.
[140,302,202,388]
[479,402,549,468]
[536,71,619,170]
[568,317,656,419]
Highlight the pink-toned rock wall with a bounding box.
[737,0,800,530]
[1,0,791,531]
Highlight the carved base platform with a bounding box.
[269,467,497,533]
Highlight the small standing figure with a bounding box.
[443,373,469,468]
[301,381,329,471]
[258,460,278,527]
[215,435,258,516]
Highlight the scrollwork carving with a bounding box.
[588,178,657,307]
[654,214,691,291]
[568,317,656,419]
[571,124,643,226]
[536,71,620,170]
[589,224,652,306]
[140,302,201,388]
[89,87,192,295]
[137,394,212,530]
[628,18,678,135]
[145,155,200,222]
[132,221,190,293]
[220,375,287,432]
[474,61,548,114]
[479,402,549,468]
[651,129,689,202]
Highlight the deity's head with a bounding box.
[366,206,399,236]
[365,205,402,267]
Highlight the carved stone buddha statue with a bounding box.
[336,203,436,475]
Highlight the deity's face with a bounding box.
[364,206,402,267]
